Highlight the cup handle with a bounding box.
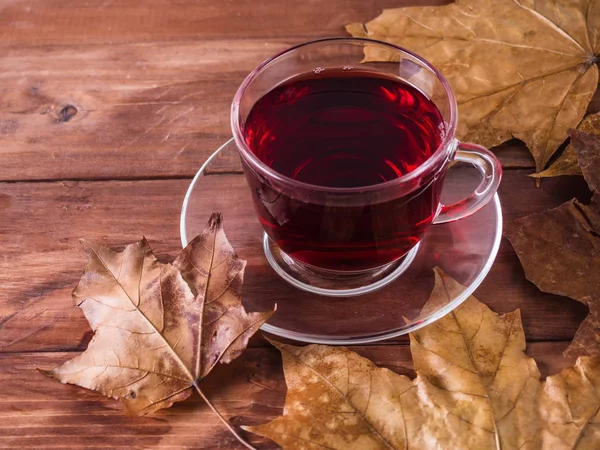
[433,141,502,224]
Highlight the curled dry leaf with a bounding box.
[506,129,600,357]
[40,213,275,416]
[347,0,600,172]
[246,269,600,449]
[534,112,600,179]
[570,128,600,191]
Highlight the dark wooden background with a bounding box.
[0,0,595,448]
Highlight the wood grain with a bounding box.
[0,0,437,47]
[5,0,594,181]
[0,171,591,353]
[1,0,598,448]
[0,342,577,449]
[0,0,418,182]
[0,39,287,182]
[0,37,546,182]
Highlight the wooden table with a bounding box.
[0,1,596,448]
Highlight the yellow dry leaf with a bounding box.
[347,0,600,173]
[246,269,600,449]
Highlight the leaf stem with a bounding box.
[193,382,257,450]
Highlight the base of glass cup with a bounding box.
[262,233,420,297]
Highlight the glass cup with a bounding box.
[231,38,501,296]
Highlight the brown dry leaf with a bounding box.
[534,112,600,179]
[570,128,600,191]
[245,269,600,449]
[41,213,275,416]
[505,194,600,357]
[506,130,600,357]
[347,0,600,172]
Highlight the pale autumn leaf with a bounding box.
[40,213,275,416]
[347,0,600,173]
[534,112,600,179]
[540,356,600,447]
[245,269,600,449]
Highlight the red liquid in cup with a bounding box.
[243,69,446,271]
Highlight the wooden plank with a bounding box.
[0,39,290,182]
[492,140,534,169]
[0,342,577,448]
[0,0,440,47]
[0,170,591,353]
[3,28,599,182]
[0,37,546,183]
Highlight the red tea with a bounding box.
[243,69,446,271]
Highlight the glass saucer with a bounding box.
[180,139,502,344]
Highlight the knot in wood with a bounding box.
[57,105,78,123]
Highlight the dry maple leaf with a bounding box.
[40,213,275,422]
[534,112,600,179]
[506,129,600,357]
[245,269,600,449]
[347,0,600,172]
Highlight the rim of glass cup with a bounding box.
[231,37,458,194]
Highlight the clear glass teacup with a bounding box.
[231,38,501,296]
